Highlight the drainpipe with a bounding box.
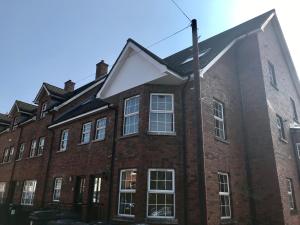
[180,75,191,225]
[7,124,24,205]
[41,113,55,207]
[106,104,118,222]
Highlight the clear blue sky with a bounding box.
[0,0,298,113]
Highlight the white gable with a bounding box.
[97,41,184,99]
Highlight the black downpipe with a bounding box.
[41,114,56,207]
[107,104,118,222]
[181,75,191,225]
[7,125,24,204]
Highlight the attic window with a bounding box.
[180,48,211,65]
[40,102,47,118]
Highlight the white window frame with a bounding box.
[29,139,37,158]
[213,99,226,140]
[2,148,10,163]
[59,129,69,151]
[118,169,137,217]
[276,115,285,139]
[218,172,231,219]
[81,122,92,144]
[0,182,6,204]
[287,178,296,210]
[17,143,25,160]
[37,137,45,156]
[123,95,140,136]
[8,147,14,162]
[21,180,37,206]
[268,61,277,87]
[92,177,102,204]
[95,118,107,141]
[296,143,300,160]
[40,102,47,118]
[52,177,62,202]
[149,93,175,134]
[147,169,175,219]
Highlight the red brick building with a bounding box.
[1,10,300,225]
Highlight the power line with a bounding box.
[69,24,190,86]
[170,0,191,22]
[146,24,190,49]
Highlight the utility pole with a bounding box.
[191,19,207,225]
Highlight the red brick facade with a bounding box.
[1,11,300,225]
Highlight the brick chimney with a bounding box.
[64,80,75,92]
[96,60,108,80]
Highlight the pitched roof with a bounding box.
[15,100,37,113]
[52,98,108,125]
[163,9,275,76]
[0,113,10,124]
[44,83,67,97]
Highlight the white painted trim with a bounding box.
[34,84,51,104]
[18,116,37,127]
[261,12,275,31]
[146,169,175,219]
[218,172,232,220]
[97,41,184,99]
[148,93,175,133]
[48,105,108,129]
[0,122,10,126]
[123,95,140,136]
[118,169,137,217]
[0,128,9,135]
[200,29,261,77]
[54,77,106,111]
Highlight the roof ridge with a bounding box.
[44,82,65,91]
[164,9,275,61]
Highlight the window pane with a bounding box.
[124,96,139,135]
[150,95,174,133]
[147,170,175,218]
[119,169,137,216]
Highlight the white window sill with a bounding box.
[92,138,105,143]
[145,217,178,224]
[27,155,43,160]
[77,142,90,146]
[147,131,176,136]
[57,149,67,153]
[120,133,139,139]
[215,136,230,144]
[279,138,288,144]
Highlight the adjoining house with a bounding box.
[1,9,300,225]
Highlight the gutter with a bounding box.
[41,113,56,207]
[7,123,24,204]
[53,77,106,111]
[48,105,108,129]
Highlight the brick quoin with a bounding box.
[0,10,300,225]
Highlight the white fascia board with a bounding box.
[18,116,37,127]
[261,12,275,31]
[54,77,106,111]
[0,128,9,135]
[33,84,50,104]
[49,105,108,129]
[97,42,183,99]
[9,102,18,116]
[199,29,261,77]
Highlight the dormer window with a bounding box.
[40,102,47,119]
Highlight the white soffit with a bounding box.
[97,42,184,99]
